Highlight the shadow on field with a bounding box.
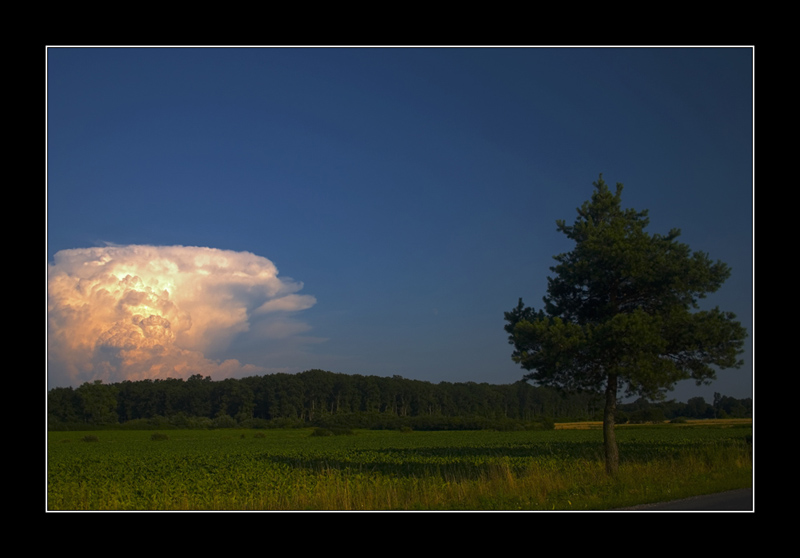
[264,442,606,480]
[262,438,749,480]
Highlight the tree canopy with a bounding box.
[504,175,747,473]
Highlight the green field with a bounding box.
[47,424,752,511]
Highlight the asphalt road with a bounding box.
[615,488,753,511]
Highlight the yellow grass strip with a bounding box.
[555,418,751,430]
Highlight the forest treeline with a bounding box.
[47,369,752,431]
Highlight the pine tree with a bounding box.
[504,175,747,474]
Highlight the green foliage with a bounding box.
[311,427,354,437]
[76,380,119,425]
[49,367,748,433]
[212,413,237,429]
[150,432,169,441]
[239,418,270,430]
[48,426,752,510]
[528,416,555,431]
[713,392,751,418]
[504,176,747,473]
[48,386,81,424]
[505,175,747,400]
[81,435,99,442]
[628,407,666,424]
[52,370,587,430]
[329,427,355,436]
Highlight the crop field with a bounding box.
[47,423,752,511]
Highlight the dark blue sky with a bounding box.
[47,47,753,401]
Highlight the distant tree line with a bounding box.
[617,393,752,423]
[47,369,751,431]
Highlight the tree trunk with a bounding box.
[603,373,619,476]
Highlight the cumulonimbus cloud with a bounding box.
[47,245,317,386]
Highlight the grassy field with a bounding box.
[47,422,752,511]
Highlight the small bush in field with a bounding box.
[150,432,169,441]
[82,435,99,443]
[331,427,354,436]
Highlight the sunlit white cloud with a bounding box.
[47,245,318,386]
[254,294,317,315]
